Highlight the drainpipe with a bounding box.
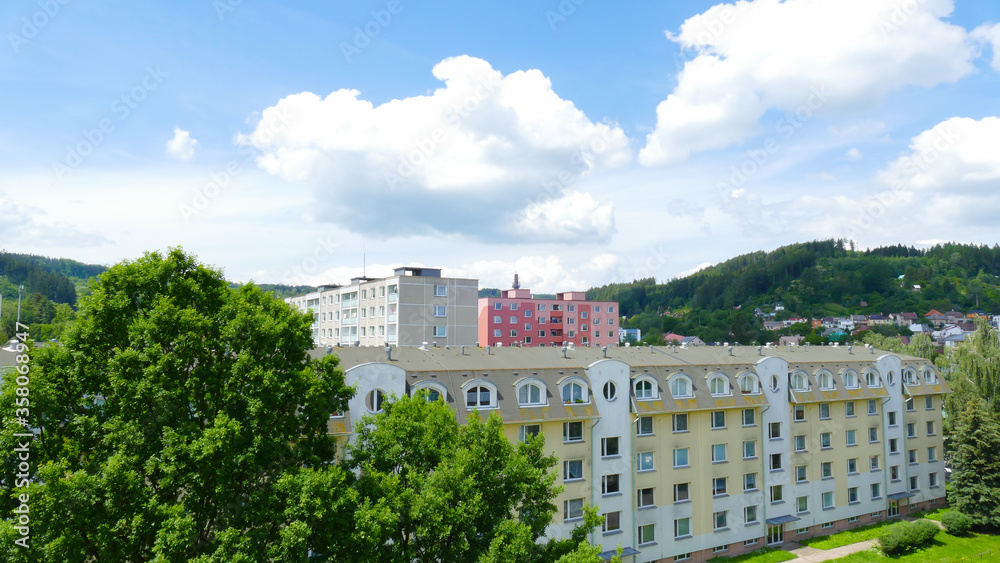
[589,414,602,550]
[759,400,772,540]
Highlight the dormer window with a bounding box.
[865,369,881,388]
[738,373,760,394]
[843,370,859,389]
[708,373,730,396]
[519,383,543,406]
[635,377,657,400]
[817,371,833,390]
[791,372,808,391]
[464,380,498,409]
[668,374,693,398]
[923,367,938,384]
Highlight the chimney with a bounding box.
[385,346,392,361]
[602,346,608,358]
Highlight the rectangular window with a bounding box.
[744,472,757,491]
[889,438,899,454]
[796,496,808,513]
[674,482,690,502]
[568,305,575,312]
[638,524,655,545]
[494,302,502,310]
[848,458,858,474]
[563,460,583,481]
[926,396,934,410]
[524,309,532,318]
[821,432,832,449]
[608,305,615,313]
[519,424,540,443]
[888,411,898,426]
[638,487,655,508]
[493,329,501,337]
[769,422,781,439]
[743,408,756,426]
[509,303,518,311]
[712,444,727,463]
[523,323,532,331]
[601,437,620,457]
[743,440,757,459]
[870,455,880,470]
[910,476,919,491]
[927,421,936,435]
[869,427,878,443]
[845,401,856,417]
[794,435,806,452]
[538,330,546,337]
[907,423,916,438]
[928,447,937,462]
[433,326,446,337]
[563,422,583,443]
[434,285,447,297]
[868,400,878,415]
[672,413,688,432]
[908,449,917,464]
[564,498,584,521]
[602,511,621,533]
[794,405,805,421]
[673,448,689,468]
[637,451,654,472]
[847,429,857,446]
[568,318,575,325]
[822,491,834,509]
[795,465,807,482]
[849,516,859,523]
[822,522,835,529]
[580,311,587,319]
[770,485,783,503]
[821,462,832,479]
[906,397,915,411]
[711,411,726,429]
[714,510,728,530]
[871,483,881,499]
[537,304,546,311]
[713,477,727,496]
[637,416,653,436]
[674,518,690,538]
[820,403,831,419]
[745,505,759,524]
[770,453,782,471]
[509,329,517,337]
[510,316,517,324]
[929,472,938,487]
[890,465,899,480]
[601,474,620,495]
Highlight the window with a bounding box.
[769,422,781,439]
[890,465,899,481]
[868,399,878,415]
[794,405,805,421]
[493,329,501,337]
[905,397,914,411]
[561,382,586,404]
[524,309,532,318]
[467,385,492,408]
[870,455,880,470]
[770,453,783,471]
[714,510,728,530]
[745,505,759,524]
[509,329,517,337]
[567,318,575,325]
[926,396,934,410]
[602,381,617,400]
[537,304,546,311]
[510,316,517,324]
[669,375,691,397]
[711,411,726,429]
[908,449,917,464]
[794,435,806,452]
[524,323,532,331]
[796,496,808,513]
[926,421,936,435]
[821,432,832,449]
[580,311,587,319]
[518,425,540,443]
[743,408,756,426]
[869,427,878,443]
[635,379,654,399]
[847,429,857,446]
[518,383,543,405]
[563,460,583,481]
[845,401,856,417]
[366,389,386,413]
[638,523,655,545]
[744,472,757,491]
[740,373,759,394]
[434,285,447,297]
[910,476,919,491]
[822,491,834,509]
[608,305,615,313]
[637,416,653,436]
[929,472,939,487]
[819,371,833,389]
[713,477,727,496]
[674,482,690,502]
[638,487,655,508]
[563,421,583,442]
[637,451,654,472]
[433,305,446,317]
[564,498,584,521]
[709,375,729,395]
[928,447,937,462]
[673,413,688,432]
[871,483,881,499]
[907,423,916,438]
[600,436,620,457]
[673,448,689,468]
[568,305,575,312]
[844,370,859,388]
[745,538,759,547]
[924,368,938,384]
[821,462,832,479]
[493,302,501,310]
[889,438,899,454]
[770,485,783,503]
[795,465,807,482]
[712,444,727,463]
[743,440,756,459]
[888,411,898,426]
[866,370,880,387]
[792,372,808,391]
[601,474,620,495]
[674,518,690,538]
[602,510,621,533]
[822,522,835,530]
[820,403,831,419]
[849,516,859,523]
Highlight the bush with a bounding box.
[878,520,939,555]
[941,510,973,535]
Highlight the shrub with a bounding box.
[941,510,973,535]
[878,520,939,555]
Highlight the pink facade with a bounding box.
[477,288,620,348]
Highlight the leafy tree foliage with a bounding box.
[949,397,1000,527]
[0,248,352,562]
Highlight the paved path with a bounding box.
[773,516,944,562]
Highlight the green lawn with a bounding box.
[799,521,896,549]
[826,531,1000,562]
[918,507,951,522]
[707,547,796,563]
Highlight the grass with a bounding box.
[918,507,951,522]
[825,531,1000,562]
[707,547,796,563]
[799,521,897,549]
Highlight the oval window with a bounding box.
[603,381,617,400]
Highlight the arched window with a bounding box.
[903,369,917,385]
[865,369,881,388]
[603,381,617,401]
[519,383,543,405]
[411,381,447,403]
[562,382,586,404]
[791,371,808,391]
[668,374,692,398]
[366,389,386,413]
[842,370,859,389]
[738,372,760,394]
[923,367,938,384]
[635,378,655,399]
[466,385,492,408]
[817,371,833,390]
[708,373,730,396]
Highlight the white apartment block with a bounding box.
[285,267,478,347]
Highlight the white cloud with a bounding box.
[514,191,615,241]
[973,22,1000,71]
[0,193,108,247]
[241,56,630,242]
[845,148,863,161]
[640,0,978,165]
[166,127,200,160]
[678,262,712,278]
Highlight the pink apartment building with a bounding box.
[477,278,619,348]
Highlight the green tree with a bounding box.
[949,397,1000,527]
[0,248,353,562]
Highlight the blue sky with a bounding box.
[2,0,1000,292]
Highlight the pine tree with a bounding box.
[949,397,1000,527]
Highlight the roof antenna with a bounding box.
[512,272,520,290]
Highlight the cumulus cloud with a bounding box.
[166,127,200,160]
[240,56,630,242]
[452,254,622,293]
[640,0,978,165]
[973,22,1000,71]
[0,193,108,247]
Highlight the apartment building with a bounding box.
[320,344,949,563]
[478,278,619,348]
[285,267,478,347]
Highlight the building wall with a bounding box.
[478,293,620,348]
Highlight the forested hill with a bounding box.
[588,240,1000,319]
[0,252,103,306]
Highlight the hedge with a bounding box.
[941,511,974,535]
[878,520,939,555]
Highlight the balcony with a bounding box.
[550,317,562,324]
[342,318,357,326]
[387,293,398,303]
[342,298,358,308]
[388,314,398,323]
